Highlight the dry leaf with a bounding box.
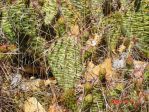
[132,60,147,89]
[102,58,115,81]
[133,60,147,78]
[7,44,17,51]
[23,97,46,112]
[92,65,100,75]
[85,60,111,83]
[48,104,57,112]
[86,61,100,75]
[0,45,8,53]
[118,44,126,53]
[84,58,117,83]
[126,55,134,67]
[44,79,57,86]
[87,61,95,71]
[143,90,149,101]
[48,104,64,112]
[70,24,80,36]
[0,44,16,53]
[84,61,100,83]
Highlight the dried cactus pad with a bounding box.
[48,36,82,89]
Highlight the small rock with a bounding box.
[91,40,97,46]
[11,73,22,88]
[23,97,46,112]
[113,59,125,69]
[20,79,44,91]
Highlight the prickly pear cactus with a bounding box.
[1,1,37,42]
[101,12,124,53]
[90,88,104,112]
[48,36,82,89]
[123,1,149,58]
[43,0,57,24]
[100,0,149,58]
